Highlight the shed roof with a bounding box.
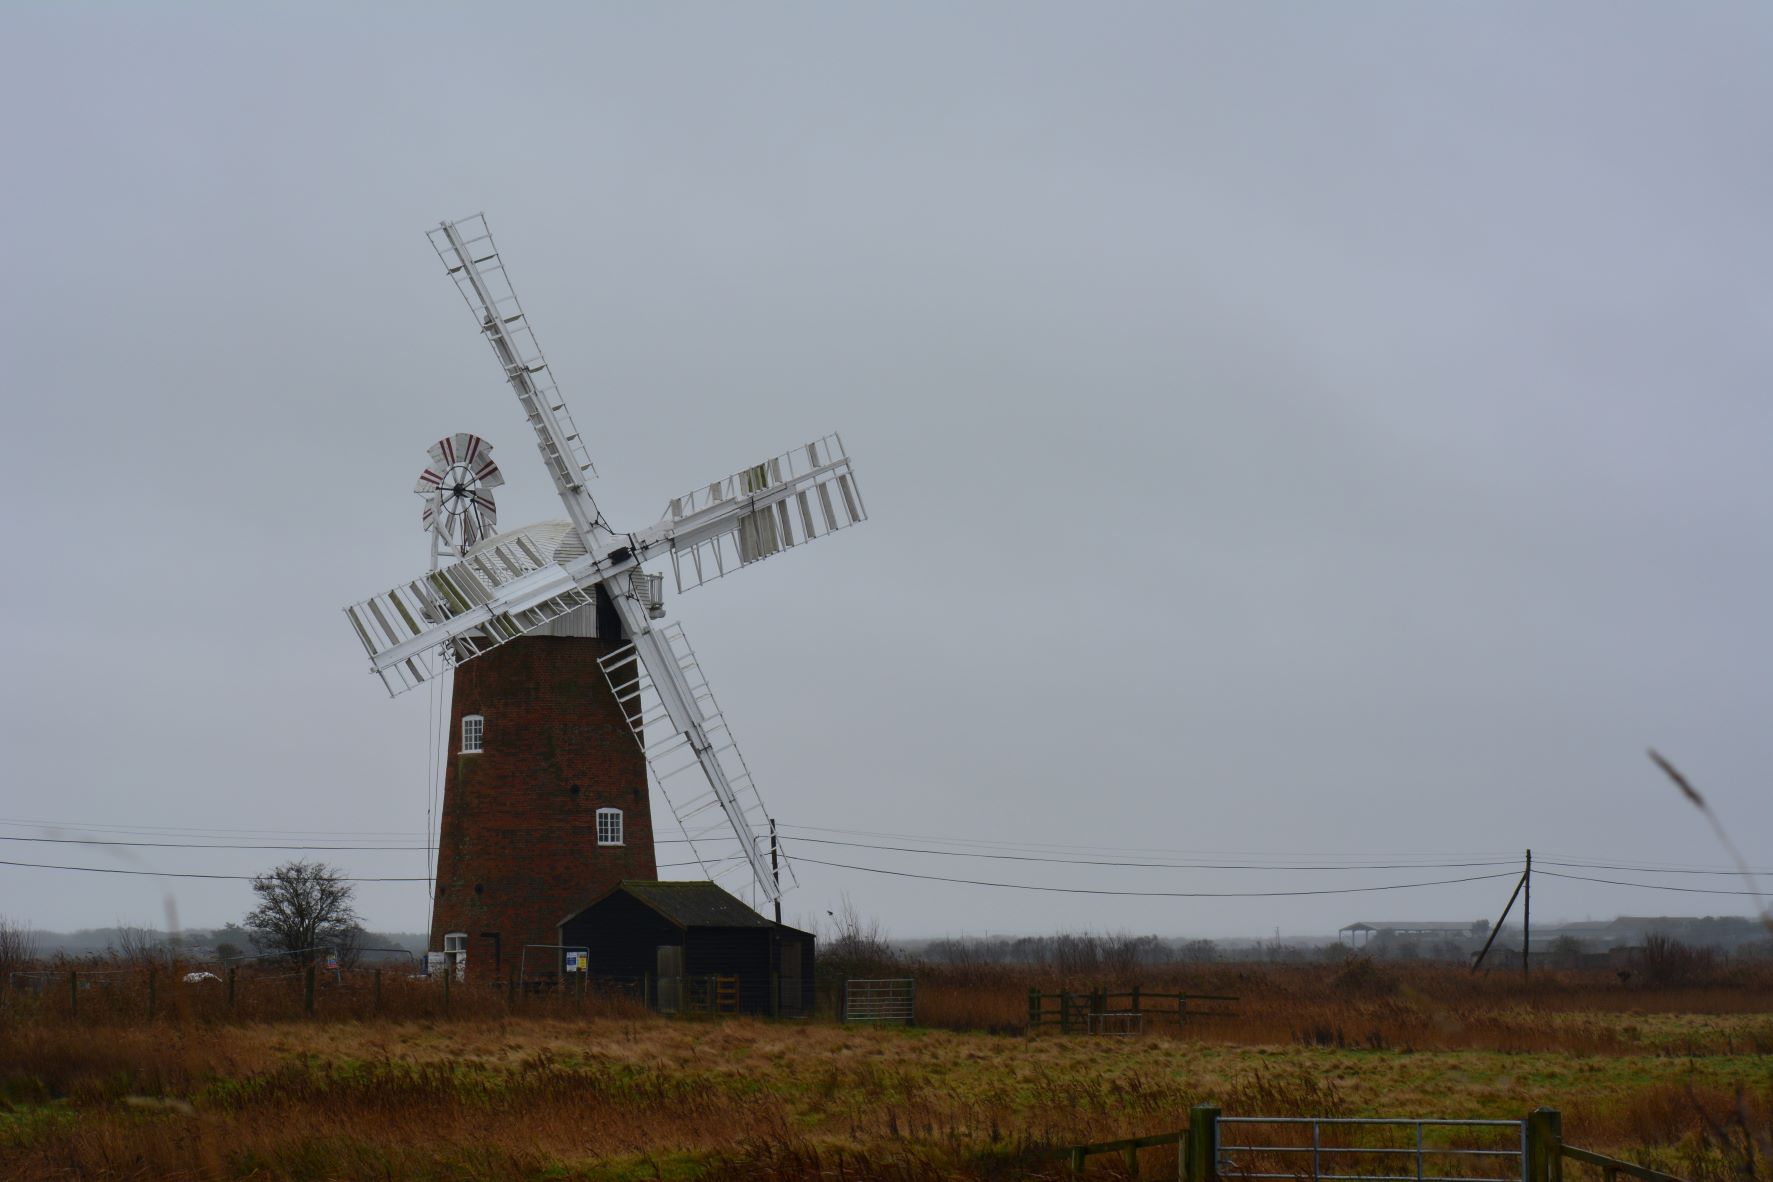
[1340,921,1484,934]
[562,880,780,930]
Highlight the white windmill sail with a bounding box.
[427,215,602,543]
[655,434,867,593]
[596,623,793,897]
[344,530,597,695]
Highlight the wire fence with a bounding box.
[2,962,652,1024]
[0,962,846,1024]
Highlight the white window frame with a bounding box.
[596,808,624,847]
[460,714,484,754]
[442,931,468,981]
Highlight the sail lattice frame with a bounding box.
[597,623,794,895]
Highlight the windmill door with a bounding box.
[655,945,683,1014]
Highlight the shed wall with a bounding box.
[684,927,773,1014]
[561,890,680,983]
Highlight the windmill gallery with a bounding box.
[343,216,866,1010]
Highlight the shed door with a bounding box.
[656,945,683,1014]
[779,937,803,1016]
[780,938,802,988]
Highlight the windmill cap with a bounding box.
[463,520,586,564]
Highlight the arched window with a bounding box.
[460,715,484,754]
[596,808,623,847]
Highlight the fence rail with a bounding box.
[1062,1107,1686,1182]
[1218,1115,1525,1182]
[1029,986,1238,1033]
[3,964,835,1023]
[1560,1145,1685,1182]
[843,978,915,1024]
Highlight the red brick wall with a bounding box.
[429,635,654,982]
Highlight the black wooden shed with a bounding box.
[559,880,815,1016]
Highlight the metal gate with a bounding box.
[842,977,915,1024]
[1219,1116,1527,1182]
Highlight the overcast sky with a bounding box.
[3,3,1769,942]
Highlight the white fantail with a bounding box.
[415,433,504,555]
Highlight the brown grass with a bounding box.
[3,959,1770,1180]
[917,958,1773,1054]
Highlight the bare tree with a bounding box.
[243,861,362,967]
[112,924,175,968]
[0,915,36,984]
[820,894,898,981]
[1178,938,1220,964]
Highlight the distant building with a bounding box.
[1339,920,1490,954]
[1540,916,1765,954]
[1338,914,1767,963]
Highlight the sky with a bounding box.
[2,3,1770,942]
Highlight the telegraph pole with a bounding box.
[1522,849,1532,980]
[1471,851,1530,974]
[770,818,781,924]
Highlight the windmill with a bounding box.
[344,215,866,977]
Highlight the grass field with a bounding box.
[2,961,1769,1180]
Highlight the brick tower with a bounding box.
[430,611,654,983]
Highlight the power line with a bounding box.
[3,816,1766,900]
[780,835,1522,872]
[0,817,423,840]
[0,825,714,851]
[778,822,1526,863]
[4,816,1763,879]
[0,835,427,852]
[2,831,1766,889]
[788,856,1519,897]
[1540,859,1773,878]
[0,858,429,883]
[1536,870,1769,898]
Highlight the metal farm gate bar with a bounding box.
[1218,1116,1526,1182]
[842,978,915,1024]
[1064,1107,1672,1182]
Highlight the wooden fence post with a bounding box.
[1184,1104,1219,1182]
[226,967,236,1011]
[1059,990,1071,1033]
[1526,1108,1563,1182]
[303,965,316,1016]
[1131,984,1140,1017]
[147,968,156,1022]
[68,969,77,1018]
[1028,988,1040,1028]
[1069,1145,1086,1174]
[1179,993,1189,1028]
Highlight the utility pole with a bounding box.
[1522,848,1532,981]
[1471,854,1529,974]
[770,818,781,925]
